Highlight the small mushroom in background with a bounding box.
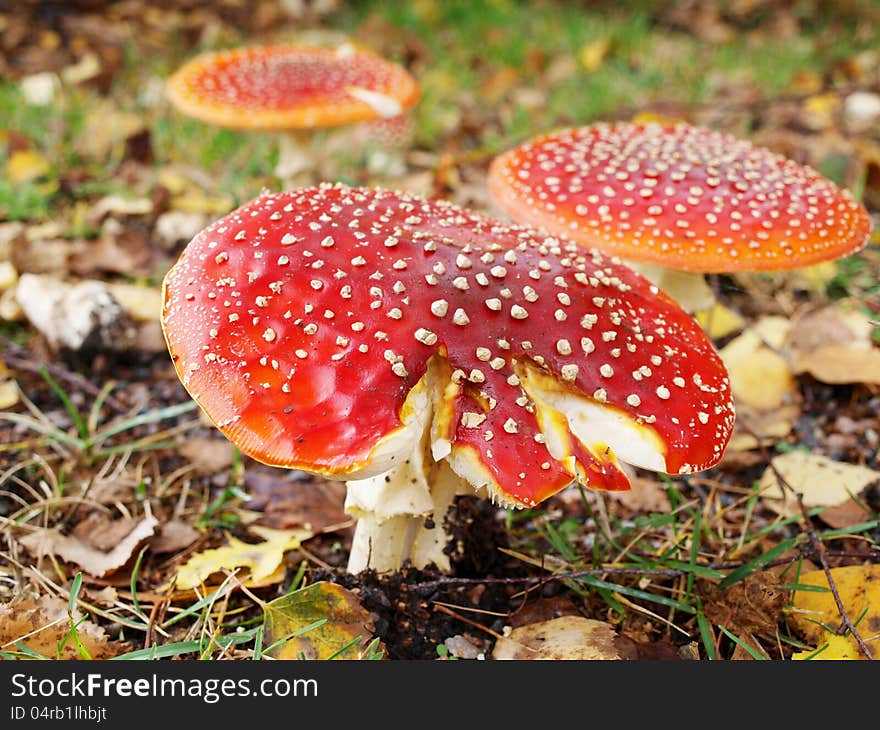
[487,121,873,313]
[165,43,420,186]
[161,184,735,575]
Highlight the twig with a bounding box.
[432,602,506,641]
[411,565,739,596]
[741,421,874,660]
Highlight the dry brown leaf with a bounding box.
[758,450,879,521]
[492,616,624,660]
[787,304,874,354]
[794,346,880,385]
[68,230,152,278]
[704,571,787,637]
[179,437,236,474]
[0,595,122,659]
[608,475,671,513]
[244,470,348,532]
[20,511,158,577]
[725,404,799,453]
[77,102,144,161]
[149,520,201,554]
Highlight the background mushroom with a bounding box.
[487,121,873,312]
[165,43,420,185]
[162,183,735,574]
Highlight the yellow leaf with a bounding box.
[171,191,234,215]
[694,303,745,339]
[759,450,878,519]
[720,322,796,409]
[174,526,312,590]
[790,261,838,293]
[630,110,687,126]
[8,150,50,184]
[578,38,611,72]
[0,379,19,409]
[787,564,880,659]
[108,283,162,322]
[802,93,840,129]
[792,632,862,660]
[156,169,191,196]
[263,581,381,660]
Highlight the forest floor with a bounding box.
[1,0,879,661]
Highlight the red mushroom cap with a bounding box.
[488,122,872,272]
[162,184,734,508]
[165,44,420,131]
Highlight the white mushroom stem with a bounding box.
[275,131,321,185]
[626,262,716,314]
[344,357,469,574]
[344,441,468,574]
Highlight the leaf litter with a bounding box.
[0,0,878,661]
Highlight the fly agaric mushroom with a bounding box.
[162,184,735,574]
[488,122,873,312]
[165,43,420,183]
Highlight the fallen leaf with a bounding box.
[719,319,796,409]
[173,526,312,590]
[787,564,880,659]
[758,450,879,522]
[7,149,51,183]
[608,475,671,513]
[19,511,158,578]
[794,346,880,385]
[694,302,745,339]
[61,52,101,85]
[786,304,874,355]
[0,379,19,409]
[179,437,236,474]
[578,37,611,72]
[263,581,380,660]
[725,404,798,453]
[71,511,145,552]
[0,261,18,292]
[171,190,234,216]
[792,632,863,660]
[149,520,201,554]
[0,595,122,659]
[107,283,162,322]
[492,616,624,660]
[704,571,787,636]
[86,194,153,222]
[77,102,144,161]
[244,470,348,532]
[800,92,839,131]
[786,261,839,293]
